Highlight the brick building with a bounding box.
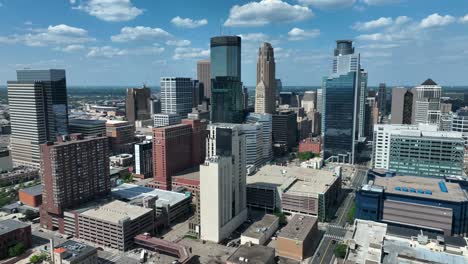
[40,134,110,233]
[106,120,135,154]
[276,215,319,261]
[18,185,42,207]
[298,137,321,154]
[0,219,32,259]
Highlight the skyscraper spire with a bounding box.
[255,42,276,114]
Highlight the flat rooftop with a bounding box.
[242,214,279,239]
[226,244,275,264]
[172,166,200,182]
[112,183,190,207]
[373,176,468,202]
[54,240,96,261]
[278,214,317,242]
[19,184,42,196]
[0,219,30,235]
[346,220,387,264]
[79,200,153,224]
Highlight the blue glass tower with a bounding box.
[210,36,241,79]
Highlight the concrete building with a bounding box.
[240,214,279,246]
[126,87,151,124]
[150,97,161,115]
[241,123,263,169]
[276,215,319,261]
[200,124,247,243]
[153,113,181,128]
[52,240,98,264]
[69,119,106,137]
[161,77,194,117]
[272,110,297,152]
[106,120,135,154]
[0,148,12,172]
[255,42,276,114]
[452,107,468,148]
[345,219,387,264]
[316,88,323,113]
[372,124,465,177]
[77,200,154,251]
[40,135,110,233]
[109,154,133,167]
[18,185,42,207]
[197,60,211,99]
[0,219,32,259]
[226,244,275,264]
[134,141,153,179]
[356,171,468,236]
[412,79,442,125]
[246,165,341,221]
[246,113,273,164]
[7,69,68,168]
[301,91,317,113]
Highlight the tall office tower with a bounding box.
[210,36,244,123]
[69,119,106,137]
[391,87,414,124]
[152,119,207,190]
[242,87,249,110]
[358,70,368,138]
[106,120,135,154]
[364,97,376,139]
[255,42,276,114]
[372,124,464,178]
[412,79,442,125]
[40,134,110,231]
[322,40,366,164]
[197,60,211,99]
[279,92,299,107]
[241,123,263,169]
[301,91,317,113]
[246,113,273,163]
[452,107,468,148]
[276,79,283,97]
[134,141,153,179]
[201,124,247,242]
[126,87,151,123]
[308,111,321,136]
[272,110,298,152]
[160,77,194,117]
[7,69,68,168]
[377,83,387,116]
[316,89,323,113]
[192,80,204,107]
[150,98,162,115]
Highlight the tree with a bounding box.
[8,242,26,257]
[334,243,348,259]
[298,151,316,161]
[24,209,37,221]
[347,203,356,224]
[29,253,48,264]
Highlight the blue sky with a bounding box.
[0,0,467,86]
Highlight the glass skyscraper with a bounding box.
[210,36,241,80]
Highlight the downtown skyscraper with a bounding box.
[126,86,151,123]
[210,36,244,123]
[255,42,276,114]
[7,69,69,168]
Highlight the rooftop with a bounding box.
[226,244,275,264]
[278,214,317,242]
[79,200,153,224]
[112,183,190,207]
[54,240,97,261]
[69,119,106,126]
[372,175,468,202]
[19,184,42,196]
[242,214,279,239]
[346,220,387,264]
[0,219,30,236]
[421,78,438,86]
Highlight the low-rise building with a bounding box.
[298,137,321,154]
[240,214,279,246]
[18,185,42,207]
[0,167,39,186]
[53,240,98,264]
[109,154,133,167]
[345,219,387,264]
[226,244,275,264]
[0,219,31,259]
[153,113,181,128]
[276,215,319,261]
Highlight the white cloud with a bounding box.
[72,0,143,22]
[298,0,356,9]
[361,0,400,5]
[352,17,393,31]
[460,14,468,24]
[111,26,172,42]
[173,47,210,60]
[0,24,93,47]
[359,43,400,49]
[419,13,455,29]
[87,45,164,58]
[170,16,208,28]
[166,39,191,47]
[288,27,320,41]
[55,44,86,52]
[224,0,313,27]
[238,33,271,42]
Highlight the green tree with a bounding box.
[273,208,287,226]
[347,203,356,224]
[29,253,48,264]
[8,242,26,257]
[334,243,348,259]
[298,152,316,161]
[24,209,37,221]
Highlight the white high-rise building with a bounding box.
[246,113,273,163]
[160,77,194,117]
[412,79,442,125]
[201,124,247,242]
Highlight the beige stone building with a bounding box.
[255,42,276,114]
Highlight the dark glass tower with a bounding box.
[126,87,151,123]
[210,36,241,79]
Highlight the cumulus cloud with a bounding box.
[0,24,93,47]
[87,45,164,58]
[55,44,86,52]
[460,14,468,24]
[288,27,320,41]
[111,26,172,42]
[166,39,191,46]
[170,16,208,28]
[238,33,271,42]
[419,13,455,28]
[224,0,313,27]
[298,0,356,9]
[352,17,393,31]
[361,0,400,5]
[173,47,210,60]
[71,0,143,22]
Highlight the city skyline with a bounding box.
[0,0,466,86]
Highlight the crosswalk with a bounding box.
[323,234,345,240]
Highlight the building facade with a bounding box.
[255,42,276,114]
[134,141,153,179]
[246,113,273,164]
[197,60,211,99]
[153,113,181,128]
[412,79,442,125]
[210,76,244,123]
[161,77,194,117]
[69,119,106,137]
[241,123,263,169]
[0,220,32,259]
[210,36,241,80]
[106,121,135,154]
[391,87,414,125]
[272,110,297,152]
[452,107,468,148]
[126,87,151,123]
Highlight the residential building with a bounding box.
[134,141,153,179]
[106,120,135,154]
[412,79,442,125]
[197,60,211,99]
[391,87,414,124]
[372,124,464,177]
[161,77,194,117]
[69,119,106,137]
[255,42,276,114]
[52,240,98,264]
[7,69,68,168]
[40,134,110,232]
[226,244,275,264]
[153,113,181,128]
[356,171,468,236]
[126,87,151,123]
[272,110,297,152]
[246,113,273,164]
[0,220,31,259]
[211,76,244,123]
[276,215,319,261]
[200,124,247,243]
